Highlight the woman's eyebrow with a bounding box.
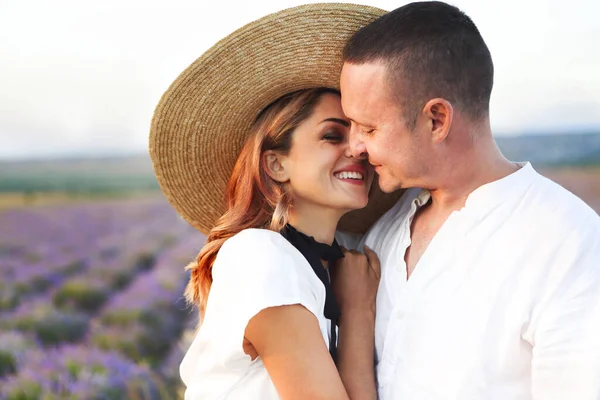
[320,117,350,127]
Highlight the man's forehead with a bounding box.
[341,62,387,84]
[341,62,393,116]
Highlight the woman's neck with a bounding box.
[286,203,342,244]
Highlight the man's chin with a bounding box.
[378,178,404,194]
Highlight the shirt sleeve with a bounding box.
[206,228,324,351]
[530,225,600,399]
[335,230,363,251]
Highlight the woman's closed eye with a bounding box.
[322,131,344,143]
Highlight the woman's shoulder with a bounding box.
[220,228,293,255]
[214,228,309,275]
[211,228,321,301]
[223,228,287,246]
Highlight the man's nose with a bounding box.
[347,126,368,159]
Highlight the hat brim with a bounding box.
[150,3,402,235]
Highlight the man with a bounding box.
[336,1,600,399]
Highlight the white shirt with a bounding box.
[338,163,600,399]
[180,229,332,399]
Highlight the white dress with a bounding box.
[180,228,332,399]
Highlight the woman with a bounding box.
[149,4,401,399]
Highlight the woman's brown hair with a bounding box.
[185,87,339,315]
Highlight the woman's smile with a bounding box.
[333,163,368,186]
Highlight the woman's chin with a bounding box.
[338,196,369,212]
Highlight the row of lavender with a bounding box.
[0,198,205,399]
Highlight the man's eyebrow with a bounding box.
[320,117,350,127]
[344,116,370,126]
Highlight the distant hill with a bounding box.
[496,132,600,167]
[0,155,160,193]
[1,132,599,193]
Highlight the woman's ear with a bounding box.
[262,151,290,183]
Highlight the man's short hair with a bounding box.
[343,1,494,129]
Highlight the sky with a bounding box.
[1,0,599,160]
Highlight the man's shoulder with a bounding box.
[525,172,599,229]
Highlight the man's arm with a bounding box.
[531,227,600,399]
[333,247,380,400]
[337,309,377,399]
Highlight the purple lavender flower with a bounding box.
[0,344,165,399]
[0,197,206,398]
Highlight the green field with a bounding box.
[0,155,160,194]
[1,154,600,215]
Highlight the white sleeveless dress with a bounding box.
[180,228,333,399]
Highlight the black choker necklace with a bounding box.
[280,224,343,363]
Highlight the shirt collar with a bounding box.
[415,189,431,207]
[410,162,537,220]
[464,162,536,219]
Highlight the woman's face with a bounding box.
[279,92,374,213]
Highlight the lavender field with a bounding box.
[1,165,599,399]
[0,197,205,399]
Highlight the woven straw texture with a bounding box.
[150,3,402,235]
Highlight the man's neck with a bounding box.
[427,139,518,213]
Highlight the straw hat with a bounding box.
[149,3,403,235]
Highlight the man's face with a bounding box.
[340,62,431,193]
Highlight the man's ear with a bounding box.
[423,98,453,143]
[262,151,290,183]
